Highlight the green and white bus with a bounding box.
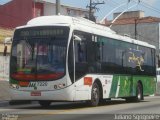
[9,15,156,107]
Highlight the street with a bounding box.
[0,96,160,120]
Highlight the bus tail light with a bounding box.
[84,77,92,86]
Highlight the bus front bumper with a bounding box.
[10,87,75,101]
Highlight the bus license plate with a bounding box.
[31,91,41,96]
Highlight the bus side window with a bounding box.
[77,42,87,62]
[68,39,74,83]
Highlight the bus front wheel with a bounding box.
[89,82,100,107]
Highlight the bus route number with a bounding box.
[29,82,48,87]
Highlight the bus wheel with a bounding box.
[136,82,143,101]
[39,101,51,108]
[126,83,143,102]
[89,82,100,107]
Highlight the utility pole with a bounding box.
[56,0,60,15]
[89,0,92,20]
[87,0,105,22]
[135,19,138,40]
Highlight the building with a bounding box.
[0,27,13,42]
[0,0,90,51]
[0,0,90,81]
[104,11,160,67]
[0,0,89,29]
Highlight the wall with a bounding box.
[0,56,9,81]
[43,3,88,17]
[0,0,33,28]
[113,11,145,19]
[33,2,44,17]
[159,23,160,50]
[112,22,159,52]
[0,56,10,100]
[43,3,56,15]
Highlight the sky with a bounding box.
[61,0,160,20]
[0,0,160,21]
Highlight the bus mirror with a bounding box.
[73,35,82,41]
[3,46,7,56]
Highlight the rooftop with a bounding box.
[105,16,160,26]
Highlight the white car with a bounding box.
[156,68,160,94]
[157,68,160,82]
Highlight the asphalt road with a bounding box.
[0,96,160,120]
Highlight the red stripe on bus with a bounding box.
[11,73,63,80]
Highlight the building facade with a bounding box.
[0,0,89,29]
[0,0,89,42]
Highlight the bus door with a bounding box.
[72,33,90,100]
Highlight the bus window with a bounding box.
[74,37,88,80]
[10,26,69,81]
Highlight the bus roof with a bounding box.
[17,15,155,49]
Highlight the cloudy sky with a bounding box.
[0,0,160,20]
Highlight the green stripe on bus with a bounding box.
[109,75,156,98]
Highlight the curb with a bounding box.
[154,93,160,96]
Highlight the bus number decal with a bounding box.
[28,82,48,87]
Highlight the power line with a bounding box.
[141,0,160,13]
[132,0,160,15]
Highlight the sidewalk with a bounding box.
[0,81,32,106]
[0,81,11,101]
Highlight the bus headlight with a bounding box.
[54,83,65,89]
[58,84,65,89]
[10,84,19,89]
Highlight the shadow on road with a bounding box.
[3,99,150,110]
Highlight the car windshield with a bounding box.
[10,26,69,81]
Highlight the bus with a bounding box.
[9,15,156,107]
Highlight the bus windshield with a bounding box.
[10,26,69,81]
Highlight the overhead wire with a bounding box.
[141,0,160,12]
[132,0,160,15]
